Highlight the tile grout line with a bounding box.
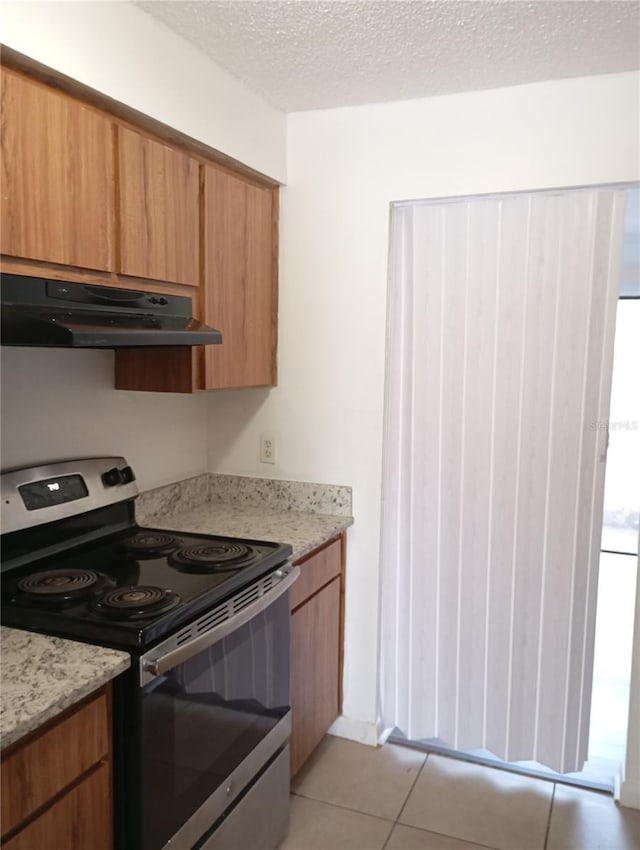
[543,782,557,850]
[386,752,504,850]
[380,751,430,850]
[295,746,519,850]
[388,751,503,850]
[291,790,399,825]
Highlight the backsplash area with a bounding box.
[0,348,209,489]
[136,473,352,524]
[136,474,211,524]
[209,474,352,515]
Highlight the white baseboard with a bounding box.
[328,715,382,746]
[620,778,640,810]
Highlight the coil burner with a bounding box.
[120,532,181,558]
[95,586,181,619]
[16,569,103,603]
[169,542,258,573]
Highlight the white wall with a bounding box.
[207,71,640,742]
[0,348,209,490]
[0,0,286,181]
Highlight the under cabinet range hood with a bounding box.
[0,274,222,348]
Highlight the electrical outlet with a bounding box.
[260,434,276,464]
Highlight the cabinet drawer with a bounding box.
[1,692,109,836]
[3,762,112,850]
[290,538,342,611]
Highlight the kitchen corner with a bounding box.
[136,472,354,562]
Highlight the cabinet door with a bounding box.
[203,165,277,389]
[0,69,115,271]
[291,577,341,775]
[118,126,199,286]
[1,692,109,835]
[3,763,112,850]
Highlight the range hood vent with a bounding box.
[1,274,222,349]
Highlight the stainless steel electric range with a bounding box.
[0,457,299,850]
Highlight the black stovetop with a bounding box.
[0,525,292,650]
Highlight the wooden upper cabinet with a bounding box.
[0,69,115,271]
[117,126,199,287]
[203,165,277,389]
[1,64,280,393]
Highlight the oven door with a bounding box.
[128,564,299,850]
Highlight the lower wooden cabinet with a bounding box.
[1,686,113,850]
[290,535,345,775]
[3,763,112,850]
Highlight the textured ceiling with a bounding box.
[134,0,640,112]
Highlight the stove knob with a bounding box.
[121,465,136,484]
[102,467,126,487]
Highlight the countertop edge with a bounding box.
[291,516,354,562]
[1,630,130,752]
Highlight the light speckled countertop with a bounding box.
[145,502,353,562]
[1,627,130,750]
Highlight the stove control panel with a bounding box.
[1,457,139,534]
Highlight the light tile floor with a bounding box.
[281,736,640,850]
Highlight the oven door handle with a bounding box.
[139,563,299,685]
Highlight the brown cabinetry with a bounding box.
[117,126,199,287]
[0,62,279,393]
[1,687,114,850]
[3,765,112,850]
[290,537,345,775]
[203,165,278,389]
[0,68,115,273]
[114,162,279,393]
